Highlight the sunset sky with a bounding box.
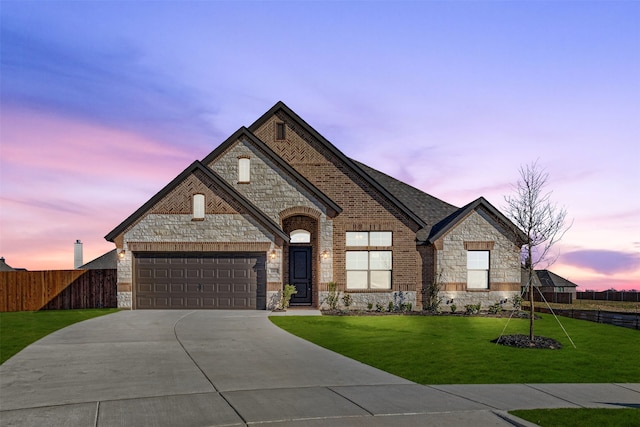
[1,1,638,291]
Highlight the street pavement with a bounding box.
[1,310,638,426]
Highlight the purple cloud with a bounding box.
[561,250,640,275]
[0,26,220,149]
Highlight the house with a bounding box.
[78,249,117,270]
[522,269,578,301]
[0,257,15,272]
[106,101,525,310]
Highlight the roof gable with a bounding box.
[248,101,427,229]
[202,127,342,217]
[537,270,578,288]
[105,161,288,243]
[427,197,526,245]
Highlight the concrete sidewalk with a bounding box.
[1,310,638,426]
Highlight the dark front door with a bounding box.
[289,246,312,306]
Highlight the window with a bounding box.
[193,194,205,220]
[346,251,392,289]
[276,122,286,140]
[345,231,392,289]
[290,229,311,243]
[467,250,489,289]
[346,231,368,246]
[369,231,392,246]
[346,231,392,247]
[238,157,250,183]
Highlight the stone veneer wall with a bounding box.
[435,208,521,310]
[125,214,274,243]
[208,139,329,223]
[318,291,417,311]
[116,213,277,309]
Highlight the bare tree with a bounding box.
[504,160,570,340]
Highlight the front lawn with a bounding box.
[0,309,119,364]
[270,314,640,384]
[510,408,640,427]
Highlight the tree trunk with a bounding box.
[528,244,534,341]
[529,267,535,340]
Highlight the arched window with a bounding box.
[193,194,205,220]
[290,229,311,243]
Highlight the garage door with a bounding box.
[134,253,266,309]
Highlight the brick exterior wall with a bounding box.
[252,114,422,306]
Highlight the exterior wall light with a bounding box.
[269,250,277,260]
[321,250,330,259]
[118,250,126,259]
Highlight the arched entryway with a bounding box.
[282,214,319,307]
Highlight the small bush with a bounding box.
[488,302,503,314]
[375,302,384,312]
[341,293,352,308]
[464,303,481,315]
[424,273,443,313]
[511,294,523,311]
[388,301,394,312]
[325,282,340,310]
[367,302,373,311]
[279,284,298,310]
[450,304,457,313]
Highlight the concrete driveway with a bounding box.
[1,310,638,426]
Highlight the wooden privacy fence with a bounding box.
[0,269,117,312]
[577,291,640,302]
[535,306,640,330]
[524,291,573,304]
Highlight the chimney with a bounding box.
[74,240,83,269]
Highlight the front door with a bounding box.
[289,246,312,306]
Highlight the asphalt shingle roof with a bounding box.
[0,257,15,271]
[353,161,459,241]
[79,249,117,270]
[536,270,578,288]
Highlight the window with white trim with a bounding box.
[345,231,392,289]
[467,250,489,289]
[193,194,205,220]
[238,157,250,183]
[346,231,392,247]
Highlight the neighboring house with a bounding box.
[522,269,578,300]
[106,102,525,310]
[0,257,15,272]
[78,250,117,270]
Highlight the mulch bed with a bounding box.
[493,334,563,349]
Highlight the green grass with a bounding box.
[0,309,119,364]
[510,408,640,427]
[270,315,640,384]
